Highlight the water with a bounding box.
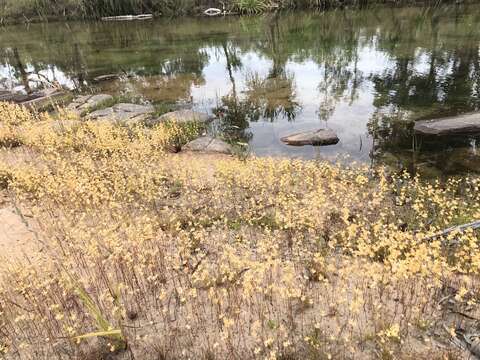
[1,5,480,176]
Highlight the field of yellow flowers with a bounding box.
[0,102,479,359]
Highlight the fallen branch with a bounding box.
[422,220,480,243]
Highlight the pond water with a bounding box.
[1,4,480,176]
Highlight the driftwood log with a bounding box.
[101,14,153,21]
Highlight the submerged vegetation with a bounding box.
[0,0,460,21]
[0,101,479,359]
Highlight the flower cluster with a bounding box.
[0,102,477,359]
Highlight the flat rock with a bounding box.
[183,136,232,154]
[149,110,213,126]
[414,113,480,136]
[0,90,14,101]
[24,91,69,111]
[281,129,339,146]
[114,102,154,113]
[1,88,68,110]
[86,103,155,124]
[67,94,113,114]
[0,90,40,103]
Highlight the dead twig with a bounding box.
[422,220,480,243]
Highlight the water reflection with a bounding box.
[1,5,480,174]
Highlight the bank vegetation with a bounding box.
[0,0,461,22]
[0,101,479,359]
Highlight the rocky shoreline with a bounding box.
[3,87,480,160]
[0,89,345,154]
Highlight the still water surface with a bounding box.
[1,5,480,175]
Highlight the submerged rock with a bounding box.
[86,103,155,124]
[149,110,213,126]
[414,113,480,136]
[67,94,113,115]
[415,163,443,179]
[183,136,232,154]
[281,129,339,146]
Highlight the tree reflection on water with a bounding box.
[1,4,480,174]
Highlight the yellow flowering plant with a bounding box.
[0,102,476,359]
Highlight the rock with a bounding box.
[0,90,14,101]
[0,88,69,110]
[0,90,38,103]
[440,147,480,174]
[183,136,232,154]
[414,113,480,136]
[85,107,113,119]
[67,94,113,114]
[280,129,339,146]
[86,103,155,124]
[149,110,213,126]
[22,88,69,110]
[114,102,155,115]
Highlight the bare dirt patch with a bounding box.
[0,204,41,261]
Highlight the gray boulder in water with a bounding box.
[67,94,113,115]
[148,110,213,127]
[183,136,232,154]
[281,129,339,146]
[0,88,68,110]
[86,103,155,124]
[414,113,480,136]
